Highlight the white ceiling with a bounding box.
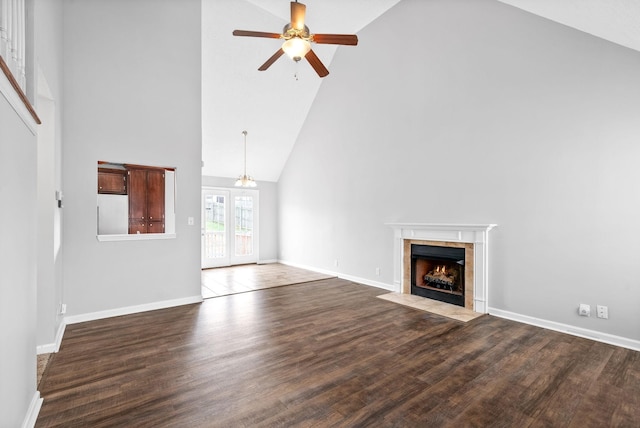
[202,0,640,182]
[201,0,401,182]
[498,0,640,53]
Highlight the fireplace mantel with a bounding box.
[387,223,497,313]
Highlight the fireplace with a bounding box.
[411,244,465,306]
[388,223,497,313]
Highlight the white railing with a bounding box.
[203,231,225,259]
[203,231,253,258]
[0,0,26,91]
[235,232,252,256]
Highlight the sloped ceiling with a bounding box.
[202,0,640,183]
[498,0,640,53]
[201,0,401,182]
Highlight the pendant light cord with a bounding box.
[242,130,248,176]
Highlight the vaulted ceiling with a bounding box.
[201,0,640,183]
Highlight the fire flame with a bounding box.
[435,265,446,274]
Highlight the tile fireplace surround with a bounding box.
[387,223,497,313]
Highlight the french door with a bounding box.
[201,188,258,268]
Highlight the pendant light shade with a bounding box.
[235,130,257,188]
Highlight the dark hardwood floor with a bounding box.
[37,278,640,427]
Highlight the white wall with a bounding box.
[0,0,64,424]
[278,0,640,344]
[0,88,39,428]
[36,86,59,349]
[34,0,66,355]
[62,0,202,317]
[202,176,279,262]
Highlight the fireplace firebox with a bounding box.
[411,244,465,307]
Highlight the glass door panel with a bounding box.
[234,196,253,257]
[202,189,229,268]
[230,192,257,265]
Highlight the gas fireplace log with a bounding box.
[424,273,455,287]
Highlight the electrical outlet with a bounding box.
[578,303,590,317]
[59,303,67,315]
[596,305,608,319]
[187,217,195,226]
[334,260,339,267]
[375,267,380,276]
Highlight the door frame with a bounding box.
[201,187,259,269]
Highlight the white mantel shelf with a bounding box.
[386,223,497,238]
[386,223,497,313]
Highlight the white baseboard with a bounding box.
[37,343,56,354]
[278,260,395,292]
[64,295,203,325]
[489,307,640,352]
[54,321,66,352]
[258,259,278,265]
[36,321,66,354]
[21,391,43,428]
[338,273,395,291]
[279,259,338,277]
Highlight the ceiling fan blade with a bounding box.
[312,34,358,46]
[305,49,329,78]
[291,1,306,31]
[258,49,285,71]
[233,30,282,39]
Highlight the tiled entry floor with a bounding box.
[201,263,335,298]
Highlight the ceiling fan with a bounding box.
[232,1,358,78]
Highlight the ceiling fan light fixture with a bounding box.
[282,37,311,61]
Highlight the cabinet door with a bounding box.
[146,170,165,227]
[98,170,127,194]
[129,219,147,234]
[128,169,147,223]
[127,168,165,234]
[147,221,162,233]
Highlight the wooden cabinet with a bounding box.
[128,168,165,234]
[98,168,127,194]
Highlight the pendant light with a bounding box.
[235,130,257,188]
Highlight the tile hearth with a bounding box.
[377,292,483,322]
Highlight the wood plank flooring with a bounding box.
[37,278,640,427]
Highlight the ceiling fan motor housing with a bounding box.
[283,24,310,40]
